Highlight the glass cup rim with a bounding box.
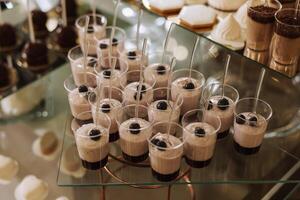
[202,82,240,107]
[275,8,300,28]
[150,87,184,109]
[116,104,152,131]
[88,86,124,109]
[148,121,184,150]
[67,45,83,62]
[75,14,108,29]
[120,70,156,90]
[94,56,129,75]
[247,0,282,12]
[64,73,96,93]
[172,68,206,90]
[182,108,222,135]
[75,111,111,139]
[95,26,126,44]
[234,97,273,121]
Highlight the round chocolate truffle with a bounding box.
[0,23,17,48]
[0,63,10,88]
[55,25,77,48]
[31,10,48,32]
[22,42,48,67]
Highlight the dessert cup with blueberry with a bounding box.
[233,98,272,155]
[119,38,149,82]
[116,104,152,163]
[144,52,173,89]
[120,70,156,108]
[74,111,111,170]
[95,26,126,61]
[89,86,123,142]
[76,14,107,56]
[202,83,239,139]
[64,75,93,123]
[68,45,97,87]
[182,109,221,168]
[171,69,205,115]
[148,87,183,129]
[94,56,128,89]
[148,122,184,182]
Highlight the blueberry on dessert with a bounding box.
[21,42,48,67]
[156,101,168,110]
[236,114,246,124]
[249,116,258,127]
[154,139,167,151]
[78,85,88,93]
[87,26,94,33]
[134,92,143,101]
[217,98,229,110]
[99,43,108,49]
[136,84,146,93]
[55,25,77,49]
[31,10,48,33]
[87,59,97,68]
[194,127,205,137]
[129,122,141,134]
[112,38,118,46]
[102,70,111,79]
[89,129,101,141]
[101,103,111,113]
[183,82,195,89]
[207,100,213,110]
[127,51,136,60]
[0,23,17,49]
[156,65,166,75]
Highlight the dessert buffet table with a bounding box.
[0,0,300,200]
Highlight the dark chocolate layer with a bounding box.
[217,129,230,140]
[248,6,278,24]
[81,156,108,170]
[185,157,212,168]
[74,118,94,126]
[234,141,261,155]
[152,169,180,182]
[122,151,148,163]
[275,12,300,38]
[109,131,120,142]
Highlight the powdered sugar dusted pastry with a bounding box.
[234,2,248,30]
[210,14,245,50]
[208,0,246,11]
[149,0,184,14]
[32,131,60,161]
[0,155,19,185]
[15,175,48,200]
[179,5,217,28]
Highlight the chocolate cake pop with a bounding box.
[57,0,78,25]
[21,42,48,68]
[31,9,48,32]
[55,25,77,49]
[0,23,17,49]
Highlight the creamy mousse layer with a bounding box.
[123,82,153,106]
[144,63,170,88]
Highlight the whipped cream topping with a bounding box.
[208,0,246,11]
[210,14,245,50]
[179,5,217,26]
[15,175,48,200]
[148,100,181,123]
[234,2,248,29]
[0,155,19,185]
[149,0,184,11]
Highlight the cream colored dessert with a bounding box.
[204,96,235,138]
[91,98,122,142]
[234,112,267,148]
[78,25,106,55]
[179,5,217,28]
[96,69,124,89]
[14,175,48,200]
[208,0,246,11]
[183,122,216,163]
[234,2,248,30]
[148,100,180,124]
[119,118,152,160]
[97,38,124,59]
[68,86,91,120]
[149,0,184,14]
[32,131,60,161]
[149,133,183,180]
[123,82,154,106]
[171,77,202,115]
[210,14,245,51]
[75,123,109,169]
[144,63,170,88]
[60,144,86,178]
[0,155,19,185]
[70,57,97,87]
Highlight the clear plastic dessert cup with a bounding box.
[182,109,221,168]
